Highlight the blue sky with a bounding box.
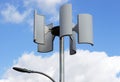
[0,0,120,81]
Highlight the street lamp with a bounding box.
[13,67,55,82]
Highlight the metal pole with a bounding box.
[59,37,64,82]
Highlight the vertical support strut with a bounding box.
[59,37,64,82]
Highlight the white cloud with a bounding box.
[23,0,68,23]
[23,0,68,14]
[0,4,31,24]
[0,0,69,24]
[1,50,120,82]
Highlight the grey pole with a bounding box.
[59,37,64,82]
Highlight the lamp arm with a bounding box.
[13,67,55,82]
[31,71,55,82]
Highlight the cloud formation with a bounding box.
[0,0,68,24]
[24,0,68,15]
[0,3,31,24]
[0,50,120,82]
[23,0,68,23]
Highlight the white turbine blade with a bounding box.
[34,10,45,44]
[70,31,76,55]
[38,32,54,52]
[60,4,72,37]
[77,14,93,45]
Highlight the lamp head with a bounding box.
[13,67,31,73]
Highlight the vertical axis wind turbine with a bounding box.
[33,3,93,82]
